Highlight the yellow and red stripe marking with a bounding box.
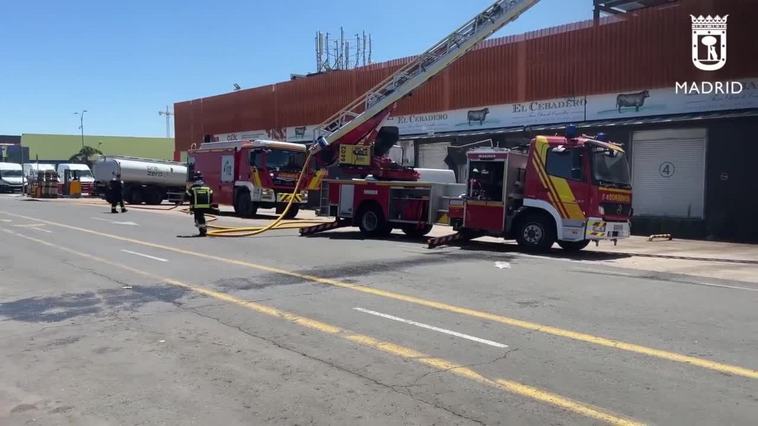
[532,136,585,221]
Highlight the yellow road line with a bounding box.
[3,210,758,380]
[2,228,642,426]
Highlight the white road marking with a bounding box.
[354,307,508,349]
[0,218,11,222]
[495,261,511,269]
[12,223,52,232]
[91,217,138,226]
[121,249,168,262]
[665,281,758,293]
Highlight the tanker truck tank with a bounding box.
[93,156,188,205]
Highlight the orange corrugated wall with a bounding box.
[175,0,757,154]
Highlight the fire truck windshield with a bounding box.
[591,147,631,188]
[261,149,306,171]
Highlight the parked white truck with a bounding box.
[0,162,24,193]
[23,163,56,179]
[56,163,95,195]
[92,156,188,205]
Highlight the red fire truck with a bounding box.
[305,128,632,252]
[187,139,322,218]
[441,131,632,251]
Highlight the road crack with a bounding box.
[186,307,484,425]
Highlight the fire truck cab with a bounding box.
[448,133,632,251]
[188,139,320,218]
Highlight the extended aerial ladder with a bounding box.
[309,0,541,176]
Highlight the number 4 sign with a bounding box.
[659,161,676,178]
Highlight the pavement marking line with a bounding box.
[572,268,758,293]
[3,211,758,381]
[91,217,139,226]
[1,228,642,426]
[121,249,168,263]
[354,307,508,349]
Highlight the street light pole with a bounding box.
[74,110,87,149]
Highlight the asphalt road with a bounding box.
[0,195,757,425]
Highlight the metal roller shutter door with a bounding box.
[631,128,706,218]
[418,142,451,169]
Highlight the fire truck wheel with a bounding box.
[357,204,388,238]
[234,190,257,217]
[401,224,433,238]
[282,205,299,219]
[557,240,590,252]
[516,214,555,251]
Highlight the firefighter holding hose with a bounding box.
[186,172,213,237]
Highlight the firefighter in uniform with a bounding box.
[186,172,212,237]
[109,173,127,213]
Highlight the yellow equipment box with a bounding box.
[339,145,371,166]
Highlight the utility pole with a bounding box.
[158,106,174,138]
[74,110,87,149]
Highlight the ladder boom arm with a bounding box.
[311,0,540,153]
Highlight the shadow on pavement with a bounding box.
[459,240,633,261]
[302,230,634,262]
[0,285,189,323]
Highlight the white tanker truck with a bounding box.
[93,156,188,205]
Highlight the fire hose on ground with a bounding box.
[48,152,326,237]
[204,152,319,237]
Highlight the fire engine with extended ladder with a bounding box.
[297,0,633,251]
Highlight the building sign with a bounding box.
[213,130,269,142]
[214,77,758,142]
[285,125,319,142]
[586,77,758,120]
[384,96,587,135]
[388,77,757,135]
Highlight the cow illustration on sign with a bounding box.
[467,108,490,126]
[691,15,728,71]
[616,90,650,113]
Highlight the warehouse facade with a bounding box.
[174,0,758,242]
[20,134,175,164]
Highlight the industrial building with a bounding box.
[20,134,175,165]
[174,0,758,242]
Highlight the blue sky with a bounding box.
[0,0,592,137]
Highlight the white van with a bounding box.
[57,163,95,195]
[23,163,56,179]
[0,162,24,193]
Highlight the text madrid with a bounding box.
[675,81,746,95]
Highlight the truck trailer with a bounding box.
[92,156,188,205]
